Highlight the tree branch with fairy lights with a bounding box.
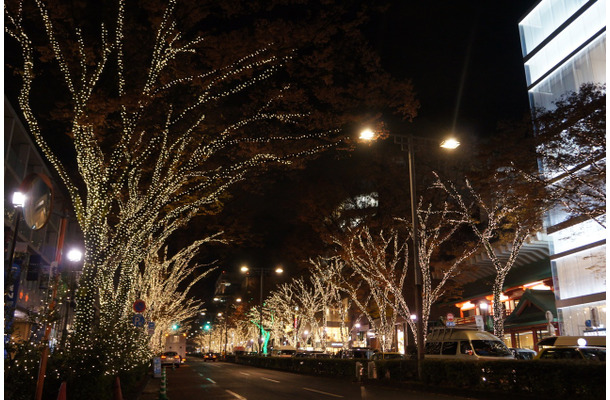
[433,171,547,338]
[5,0,340,376]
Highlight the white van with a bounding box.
[425,328,514,360]
[164,333,187,363]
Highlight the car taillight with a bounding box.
[161,356,166,359]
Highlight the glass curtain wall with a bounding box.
[519,0,606,336]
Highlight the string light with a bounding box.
[434,173,539,338]
[5,0,340,378]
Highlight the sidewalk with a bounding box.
[136,373,161,400]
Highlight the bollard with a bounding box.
[159,367,169,400]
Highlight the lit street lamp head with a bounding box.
[360,128,461,151]
[66,248,83,263]
[440,138,461,149]
[240,265,249,273]
[275,266,283,274]
[12,191,26,207]
[359,128,375,141]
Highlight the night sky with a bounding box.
[199,1,539,308]
[372,1,535,137]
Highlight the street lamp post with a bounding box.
[360,129,460,379]
[405,134,426,378]
[60,248,83,349]
[241,265,283,355]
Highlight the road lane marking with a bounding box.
[261,377,280,383]
[226,389,247,400]
[206,377,216,384]
[240,372,250,376]
[303,388,344,398]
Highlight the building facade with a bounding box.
[518,0,606,336]
[4,97,82,350]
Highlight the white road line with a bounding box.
[198,372,204,377]
[226,389,247,400]
[303,387,344,398]
[239,372,250,376]
[206,377,216,384]
[261,377,280,383]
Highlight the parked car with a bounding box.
[160,351,181,367]
[535,346,605,361]
[371,352,405,361]
[270,346,297,357]
[510,348,537,360]
[537,335,606,349]
[292,350,327,358]
[425,328,514,360]
[203,352,218,362]
[336,347,376,360]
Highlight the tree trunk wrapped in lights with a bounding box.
[281,277,323,349]
[266,286,301,348]
[309,257,353,350]
[334,227,406,352]
[434,173,546,338]
[135,236,220,355]
[6,0,338,372]
[402,196,480,344]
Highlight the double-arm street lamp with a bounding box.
[240,265,283,354]
[360,128,460,378]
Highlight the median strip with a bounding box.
[303,387,344,398]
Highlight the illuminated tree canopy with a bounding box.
[5,0,418,379]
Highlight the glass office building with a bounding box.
[519,0,606,336]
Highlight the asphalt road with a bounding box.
[163,358,478,400]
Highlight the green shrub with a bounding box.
[234,355,358,378]
[233,355,606,399]
[374,359,418,381]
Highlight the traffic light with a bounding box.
[172,323,179,331]
[203,322,211,331]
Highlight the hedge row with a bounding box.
[233,356,606,399]
[235,356,358,378]
[419,359,606,398]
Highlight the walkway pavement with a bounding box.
[136,373,160,400]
